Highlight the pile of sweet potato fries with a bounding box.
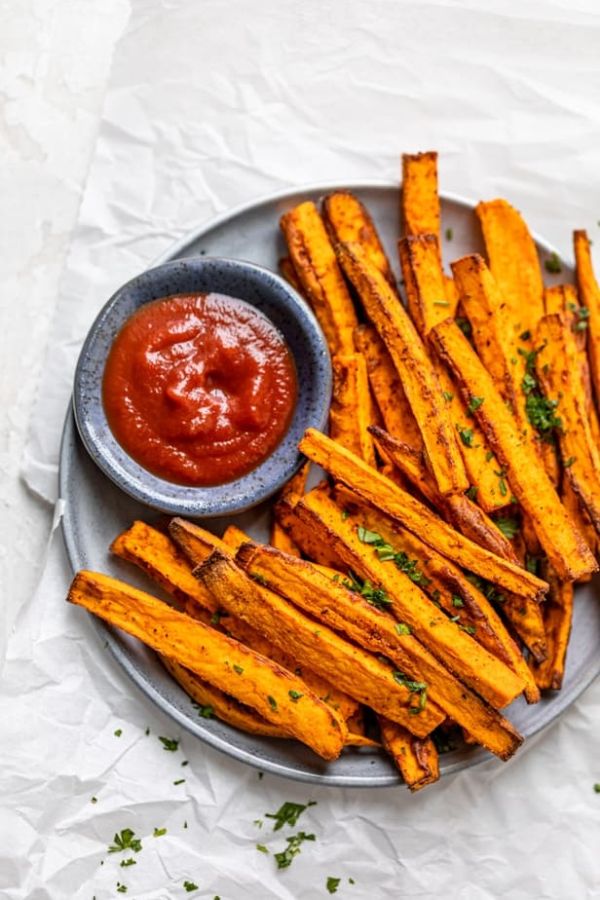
[68,152,600,790]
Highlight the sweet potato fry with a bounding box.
[443,274,459,314]
[331,486,541,701]
[452,254,521,413]
[397,241,504,508]
[119,519,356,718]
[530,574,574,691]
[222,524,252,552]
[169,518,229,572]
[111,520,215,611]
[280,200,357,355]
[535,313,600,535]
[562,479,598,568]
[398,234,449,334]
[163,658,288,737]
[299,428,548,600]
[476,198,545,339]
[278,256,304,296]
[378,718,440,791]
[236,540,522,758]
[68,571,347,759]
[545,283,600,442]
[322,190,395,286]
[167,656,367,746]
[274,492,347,571]
[370,427,518,560]
[337,242,468,496]
[574,229,600,412]
[429,319,598,582]
[270,463,310,556]
[330,353,376,465]
[196,551,443,736]
[290,491,526,709]
[369,429,437,505]
[452,253,560,486]
[354,324,423,451]
[402,151,441,240]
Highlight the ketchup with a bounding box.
[103,293,297,486]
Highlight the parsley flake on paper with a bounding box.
[108,829,142,854]
[265,800,316,831]
[327,876,342,894]
[274,832,316,869]
[158,736,179,752]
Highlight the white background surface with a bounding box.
[2,1,600,897]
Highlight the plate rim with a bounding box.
[60,180,598,788]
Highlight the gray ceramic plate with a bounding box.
[60,181,600,787]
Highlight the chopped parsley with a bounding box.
[465,485,478,501]
[108,829,142,855]
[393,671,428,713]
[356,527,431,586]
[114,729,122,737]
[265,800,316,831]
[210,610,225,625]
[357,527,382,544]
[395,622,412,635]
[520,330,532,341]
[267,695,278,710]
[467,396,484,415]
[342,571,391,609]
[445,227,453,241]
[485,450,494,462]
[564,456,577,468]
[341,509,349,521]
[544,252,562,274]
[459,624,477,635]
[183,882,199,893]
[120,859,136,868]
[442,390,454,403]
[594,784,600,793]
[457,426,474,447]
[519,345,562,441]
[289,690,303,702]
[494,516,520,539]
[452,596,464,608]
[327,877,342,894]
[256,843,269,853]
[158,736,179,752]
[116,884,127,894]
[153,827,167,837]
[91,796,97,804]
[192,701,214,718]
[233,664,244,675]
[274,832,316,869]
[173,779,185,785]
[568,302,590,332]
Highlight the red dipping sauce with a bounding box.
[103,293,297,486]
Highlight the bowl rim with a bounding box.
[72,255,332,517]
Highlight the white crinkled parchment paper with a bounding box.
[4,0,600,896]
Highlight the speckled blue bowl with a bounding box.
[73,257,331,517]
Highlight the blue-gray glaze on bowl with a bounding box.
[73,256,331,517]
